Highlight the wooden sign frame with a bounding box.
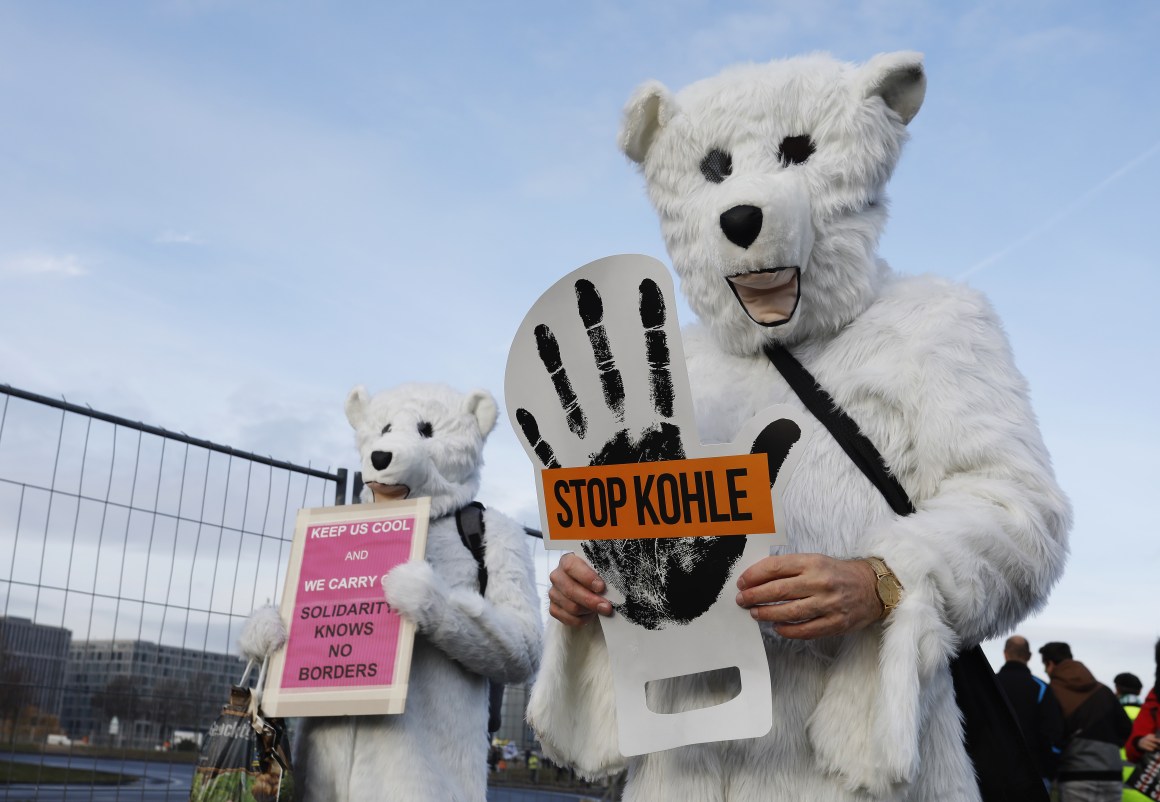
[262,497,430,717]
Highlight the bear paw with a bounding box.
[238,605,288,661]
[384,560,447,627]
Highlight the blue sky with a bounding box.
[2,1,1159,687]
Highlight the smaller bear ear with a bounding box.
[345,386,370,429]
[860,51,926,126]
[619,80,678,164]
[463,390,498,438]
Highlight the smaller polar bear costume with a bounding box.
[241,382,542,802]
[528,53,1071,801]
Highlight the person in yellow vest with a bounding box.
[528,753,540,784]
[1116,672,1147,802]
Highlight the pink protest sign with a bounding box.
[262,497,430,717]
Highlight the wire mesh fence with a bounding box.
[0,384,346,799]
[0,384,610,801]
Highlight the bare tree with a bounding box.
[152,678,194,745]
[187,671,227,731]
[0,647,28,744]
[91,674,144,725]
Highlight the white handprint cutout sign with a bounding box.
[505,255,810,755]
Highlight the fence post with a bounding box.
[334,467,349,506]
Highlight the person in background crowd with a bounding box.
[996,635,1065,790]
[1041,641,1133,802]
[1117,673,1144,708]
[1116,671,1148,802]
[1125,641,1160,766]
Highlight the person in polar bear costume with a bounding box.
[531,52,1071,801]
[240,382,542,802]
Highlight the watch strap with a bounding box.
[865,555,902,618]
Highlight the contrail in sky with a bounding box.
[958,138,1160,281]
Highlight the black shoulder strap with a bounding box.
[765,343,915,517]
[455,501,488,595]
[767,342,1049,802]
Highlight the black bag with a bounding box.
[455,502,506,735]
[190,660,293,802]
[1127,750,1160,800]
[766,343,1050,802]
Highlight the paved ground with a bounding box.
[1,754,610,801]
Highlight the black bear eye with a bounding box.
[380,423,392,435]
[777,135,815,167]
[417,421,433,438]
[699,149,733,183]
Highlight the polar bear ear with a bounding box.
[860,51,926,125]
[463,389,498,438]
[619,80,678,164]
[345,386,370,429]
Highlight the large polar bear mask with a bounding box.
[620,51,924,355]
[345,382,497,517]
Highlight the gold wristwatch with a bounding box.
[865,556,904,619]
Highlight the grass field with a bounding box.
[0,759,129,786]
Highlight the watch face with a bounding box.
[878,576,903,608]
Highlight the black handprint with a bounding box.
[576,279,625,420]
[517,279,800,630]
[582,415,800,630]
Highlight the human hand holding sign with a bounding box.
[508,256,804,631]
[552,520,885,637]
[735,553,885,638]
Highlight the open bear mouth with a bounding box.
[365,482,410,502]
[726,267,801,327]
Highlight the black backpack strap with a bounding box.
[765,341,1048,802]
[765,343,914,516]
[453,502,509,735]
[455,501,488,595]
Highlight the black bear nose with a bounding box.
[720,205,763,249]
[370,451,392,471]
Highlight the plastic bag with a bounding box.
[1127,750,1160,801]
[190,660,293,802]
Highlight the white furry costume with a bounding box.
[528,53,1070,801]
[241,383,541,802]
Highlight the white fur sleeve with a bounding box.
[863,282,1070,649]
[526,617,625,779]
[385,509,542,683]
[811,280,1071,791]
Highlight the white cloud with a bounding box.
[958,139,1160,280]
[0,252,88,277]
[155,229,204,245]
[997,26,1106,60]
[155,0,243,16]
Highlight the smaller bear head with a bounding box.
[619,51,925,356]
[344,382,499,519]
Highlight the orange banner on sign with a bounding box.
[542,454,774,541]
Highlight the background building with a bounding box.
[0,616,71,723]
[63,639,244,748]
